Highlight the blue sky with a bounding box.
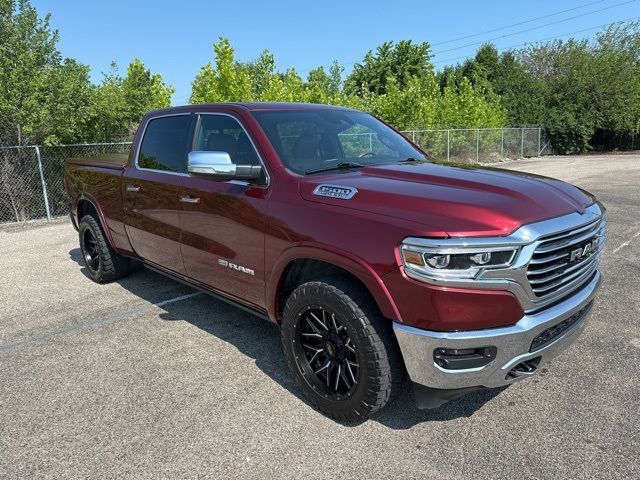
[33,0,639,105]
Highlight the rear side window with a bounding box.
[138,115,191,172]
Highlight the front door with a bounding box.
[179,113,269,308]
[123,114,193,275]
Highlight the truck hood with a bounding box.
[299,161,594,237]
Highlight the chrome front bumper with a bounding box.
[394,271,601,390]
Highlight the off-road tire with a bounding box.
[78,214,130,283]
[281,277,404,421]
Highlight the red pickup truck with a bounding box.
[64,103,605,420]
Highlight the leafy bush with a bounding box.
[191,38,507,131]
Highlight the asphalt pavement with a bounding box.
[0,153,638,479]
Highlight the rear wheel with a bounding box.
[281,278,404,421]
[78,215,130,283]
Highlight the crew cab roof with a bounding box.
[145,102,357,117]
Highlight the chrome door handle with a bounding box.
[179,195,201,204]
[127,184,141,192]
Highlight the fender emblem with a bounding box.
[313,184,358,200]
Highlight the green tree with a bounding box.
[1,0,174,145]
[491,51,547,127]
[345,40,433,96]
[367,76,440,130]
[0,0,60,144]
[521,39,599,153]
[189,37,506,133]
[122,58,174,123]
[436,77,506,128]
[237,50,276,98]
[191,37,252,103]
[460,22,640,153]
[590,22,640,147]
[305,66,333,103]
[299,61,361,106]
[42,59,94,144]
[260,67,305,102]
[438,45,546,128]
[85,60,174,142]
[86,63,128,141]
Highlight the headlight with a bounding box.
[401,241,518,282]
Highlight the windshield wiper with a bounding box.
[398,157,426,163]
[305,162,365,175]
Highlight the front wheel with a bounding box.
[281,278,404,421]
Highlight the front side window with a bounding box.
[193,114,261,166]
[252,109,426,174]
[138,115,191,172]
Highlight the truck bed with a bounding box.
[64,153,133,253]
[67,153,129,170]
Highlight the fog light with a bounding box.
[470,252,491,265]
[434,346,497,370]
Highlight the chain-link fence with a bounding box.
[0,127,551,225]
[0,143,131,224]
[336,127,550,162]
[0,146,48,224]
[402,127,551,163]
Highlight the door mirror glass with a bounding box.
[187,151,262,181]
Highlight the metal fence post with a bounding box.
[501,129,504,159]
[412,131,415,143]
[476,129,480,162]
[446,129,450,162]
[537,128,541,156]
[368,133,373,151]
[520,129,525,158]
[35,146,52,221]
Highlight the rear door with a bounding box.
[123,114,193,274]
[179,113,269,308]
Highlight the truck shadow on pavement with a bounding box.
[70,248,505,429]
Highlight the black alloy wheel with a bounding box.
[295,306,359,399]
[281,278,405,421]
[78,215,131,283]
[82,227,100,273]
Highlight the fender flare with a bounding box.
[76,194,116,249]
[266,243,403,324]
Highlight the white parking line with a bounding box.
[155,292,202,307]
[612,231,640,254]
[0,291,203,353]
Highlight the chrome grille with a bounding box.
[527,216,606,299]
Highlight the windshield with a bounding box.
[251,109,427,174]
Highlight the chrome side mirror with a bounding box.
[187,151,262,181]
